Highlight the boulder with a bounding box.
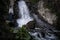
[26,21,36,29]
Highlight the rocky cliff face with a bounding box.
[42,0,60,30]
[37,1,57,25]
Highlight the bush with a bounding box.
[10,26,31,40]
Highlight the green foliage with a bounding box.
[10,28,14,32]
[10,26,31,40]
[30,0,39,4]
[16,26,31,40]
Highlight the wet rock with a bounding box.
[26,21,36,29]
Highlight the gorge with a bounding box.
[0,0,60,40]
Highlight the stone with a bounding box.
[26,21,36,29]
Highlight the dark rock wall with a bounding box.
[43,0,60,30]
[0,0,16,39]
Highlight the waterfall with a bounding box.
[17,0,33,27]
[15,0,57,40]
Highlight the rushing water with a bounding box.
[30,14,57,40]
[29,32,57,40]
[8,0,57,40]
[17,0,33,27]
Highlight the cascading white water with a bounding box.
[17,0,33,27]
[16,0,57,40]
[29,31,57,40]
[9,7,13,14]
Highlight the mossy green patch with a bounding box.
[30,0,39,4]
